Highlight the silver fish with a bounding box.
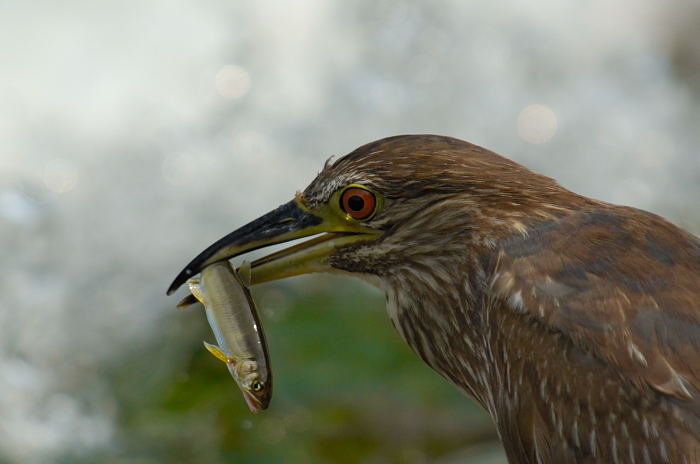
[181,260,271,412]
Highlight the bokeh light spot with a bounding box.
[240,419,253,430]
[516,104,558,144]
[215,65,251,99]
[259,289,289,322]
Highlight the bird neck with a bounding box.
[379,243,493,403]
[374,203,582,405]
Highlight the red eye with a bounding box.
[340,187,376,220]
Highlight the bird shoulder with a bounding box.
[489,205,700,403]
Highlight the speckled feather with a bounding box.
[303,135,700,463]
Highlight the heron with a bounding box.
[168,134,700,463]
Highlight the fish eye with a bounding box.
[340,186,377,220]
[251,381,263,392]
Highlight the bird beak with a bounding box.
[166,194,380,294]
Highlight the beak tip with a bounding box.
[166,198,322,297]
[166,268,196,295]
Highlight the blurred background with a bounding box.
[2,0,700,462]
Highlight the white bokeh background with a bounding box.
[2,0,699,461]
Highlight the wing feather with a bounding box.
[490,206,700,402]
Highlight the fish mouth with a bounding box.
[242,389,261,413]
[228,367,269,413]
[166,195,380,294]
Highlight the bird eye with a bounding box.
[340,187,376,220]
[251,381,263,392]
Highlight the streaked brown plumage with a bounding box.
[169,134,700,463]
[304,135,700,463]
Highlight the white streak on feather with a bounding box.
[511,220,528,236]
[659,441,668,461]
[508,290,526,313]
[627,342,648,366]
[611,436,619,464]
[589,430,597,457]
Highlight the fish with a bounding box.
[179,260,272,412]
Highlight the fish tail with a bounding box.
[176,293,199,309]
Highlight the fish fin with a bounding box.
[203,341,235,364]
[176,293,200,309]
[187,278,207,306]
[238,260,252,287]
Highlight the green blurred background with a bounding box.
[92,278,502,463]
[3,0,700,462]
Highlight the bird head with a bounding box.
[167,134,568,294]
